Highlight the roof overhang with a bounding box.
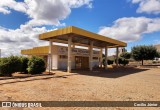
[22,26,127,55]
[39,26,127,48]
[21,46,49,55]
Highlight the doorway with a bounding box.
[75,56,89,69]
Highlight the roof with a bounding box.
[21,26,127,55]
[21,46,49,55]
[39,26,127,48]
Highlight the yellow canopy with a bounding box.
[21,26,127,55]
[39,26,127,47]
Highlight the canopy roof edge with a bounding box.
[39,26,127,47]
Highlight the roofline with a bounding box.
[39,26,127,47]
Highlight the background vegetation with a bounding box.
[0,56,46,76]
[131,45,159,65]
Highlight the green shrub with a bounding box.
[0,58,9,76]
[20,56,29,74]
[115,57,129,66]
[103,59,114,66]
[27,56,46,74]
[8,56,22,73]
[0,56,22,76]
[108,59,114,65]
[122,59,129,66]
[120,52,131,59]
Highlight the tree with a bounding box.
[131,45,158,65]
[120,52,131,59]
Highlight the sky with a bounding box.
[0,0,160,57]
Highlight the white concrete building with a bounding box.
[21,26,127,72]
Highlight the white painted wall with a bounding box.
[52,55,58,69]
[51,45,100,70]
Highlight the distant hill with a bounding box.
[155,44,160,52]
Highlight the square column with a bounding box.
[105,46,108,69]
[116,47,119,67]
[99,48,103,68]
[68,37,72,73]
[89,41,93,71]
[49,40,53,73]
[72,44,75,48]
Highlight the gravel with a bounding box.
[0,67,159,110]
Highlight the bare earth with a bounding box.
[0,67,159,110]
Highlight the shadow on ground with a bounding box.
[0,73,55,80]
[0,67,149,85]
[72,67,149,78]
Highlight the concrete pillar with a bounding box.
[89,41,93,71]
[68,37,72,73]
[105,46,108,69]
[100,48,103,68]
[49,40,52,73]
[116,47,119,67]
[72,44,75,48]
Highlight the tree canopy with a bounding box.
[131,45,158,65]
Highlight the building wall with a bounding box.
[50,45,100,70]
[52,55,58,69]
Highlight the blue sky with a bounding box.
[0,0,160,56]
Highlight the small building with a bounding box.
[22,45,101,70]
[21,26,127,72]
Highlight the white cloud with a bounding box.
[98,17,160,42]
[0,7,10,14]
[63,0,93,8]
[0,25,49,57]
[131,0,160,14]
[25,0,93,26]
[24,0,71,26]
[0,0,93,57]
[0,0,93,26]
[0,0,27,14]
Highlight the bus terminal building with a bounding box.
[21,26,127,72]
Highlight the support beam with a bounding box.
[72,44,75,48]
[51,39,102,49]
[89,41,93,71]
[49,40,52,73]
[105,46,108,69]
[116,46,119,67]
[100,48,103,68]
[67,37,72,73]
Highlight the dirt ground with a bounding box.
[0,67,159,110]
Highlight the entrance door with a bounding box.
[75,56,89,69]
